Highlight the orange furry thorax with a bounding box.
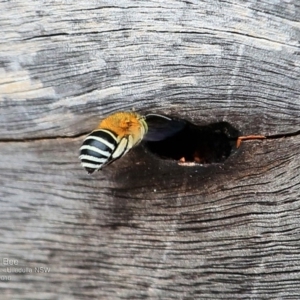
[97,112,144,137]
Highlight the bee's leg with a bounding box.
[236,135,266,148]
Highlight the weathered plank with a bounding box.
[0,136,300,299]
[1,0,300,299]
[1,1,299,138]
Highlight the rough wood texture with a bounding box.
[1,0,300,299]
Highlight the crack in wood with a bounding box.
[0,132,90,143]
[0,130,299,144]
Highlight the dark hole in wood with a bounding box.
[144,121,240,164]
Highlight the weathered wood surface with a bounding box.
[1,0,300,299]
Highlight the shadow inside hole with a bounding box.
[144,121,240,164]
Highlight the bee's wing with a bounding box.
[144,114,186,142]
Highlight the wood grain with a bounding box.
[1,136,300,299]
[1,0,300,299]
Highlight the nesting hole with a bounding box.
[144,120,240,164]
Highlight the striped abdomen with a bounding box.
[79,129,134,174]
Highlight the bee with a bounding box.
[79,111,186,174]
